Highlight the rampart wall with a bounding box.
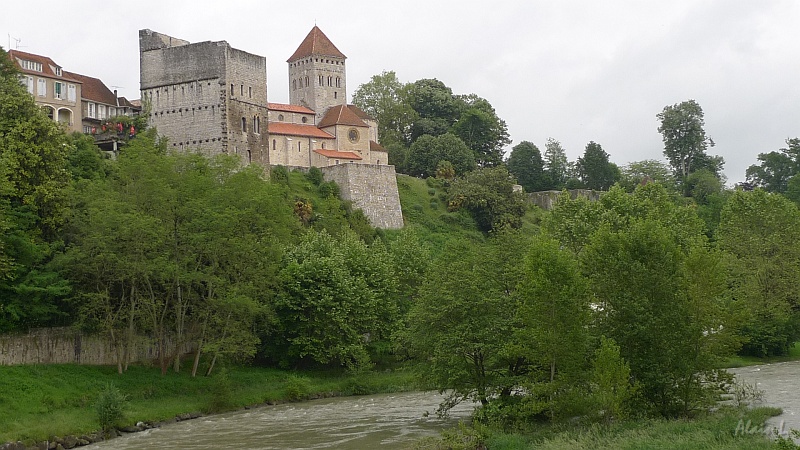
[321,163,404,229]
[527,189,602,210]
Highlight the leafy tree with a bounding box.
[657,100,723,184]
[717,190,800,356]
[575,141,619,190]
[543,138,570,190]
[406,133,476,178]
[272,231,398,370]
[448,166,527,233]
[619,159,676,193]
[590,336,637,423]
[351,71,418,147]
[746,138,800,193]
[451,95,511,167]
[506,141,550,192]
[399,237,520,409]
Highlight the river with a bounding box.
[83,391,474,449]
[82,362,800,449]
[730,360,800,437]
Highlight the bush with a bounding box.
[270,165,289,185]
[284,375,311,401]
[206,368,234,413]
[95,383,127,432]
[306,166,324,186]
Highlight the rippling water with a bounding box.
[83,391,474,450]
[730,360,800,437]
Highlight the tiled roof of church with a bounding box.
[287,26,346,62]
[318,105,368,128]
[63,71,117,105]
[347,104,374,121]
[268,103,315,114]
[370,140,386,152]
[313,149,362,160]
[268,122,334,139]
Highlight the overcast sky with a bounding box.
[3,0,799,183]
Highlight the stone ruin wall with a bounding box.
[527,189,602,210]
[321,163,404,229]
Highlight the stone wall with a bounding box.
[321,163,404,229]
[528,189,603,210]
[0,328,168,366]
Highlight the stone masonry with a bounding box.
[321,163,404,229]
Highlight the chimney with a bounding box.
[114,89,119,106]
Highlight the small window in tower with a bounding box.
[240,85,244,96]
[336,77,341,88]
[327,76,332,86]
[231,84,234,96]
[249,86,252,98]
[305,76,309,87]
[241,117,247,132]
[334,92,338,99]
[319,75,323,85]
[292,80,296,91]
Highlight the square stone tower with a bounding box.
[287,26,347,124]
[139,29,269,166]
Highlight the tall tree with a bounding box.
[657,100,722,183]
[351,71,418,147]
[406,133,476,178]
[543,138,570,189]
[506,141,549,192]
[619,159,676,193]
[576,141,619,190]
[451,95,511,167]
[745,138,800,193]
[448,166,527,233]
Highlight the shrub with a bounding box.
[284,375,311,401]
[270,165,289,185]
[206,368,234,413]
[306,166,324,186]
[95,383,127,432]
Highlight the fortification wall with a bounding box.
[321,163,404,229]
[528,189,602,210]
[0,328,173,366]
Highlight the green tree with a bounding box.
[543,138,570,190]
[272,231,398,370]
[351,71,418,147]
[619,159,676,193]
[406,133,476,178]
[506,141,550,192]
[448,166,527,233]
[745,138,800,193]
[451,95,511,167]
[399,237,520,409]
[657,100,723,184]
[576,141,619,190]
[717,189,800,356]
[590,336,636,423]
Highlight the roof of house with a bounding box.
[287,26,346,62]
[8,49,80,83]
[313,149,362,160]
[268,102,315,114]
[63,71,117,105]
[370,140,387,152]
[318,104,368,128]
[129,99,142,107]
[268,122,334,139]
[118,97,141,109]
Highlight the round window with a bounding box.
[348,128,359,143]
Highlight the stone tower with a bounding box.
[287,26,347,123]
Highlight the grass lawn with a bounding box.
[0,363,418,443]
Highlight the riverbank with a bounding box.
[0,364,421,445]
[721,342,800,369]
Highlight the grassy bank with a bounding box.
[0,364,419,443]
[418,406,785,450]
[722,342,800,368]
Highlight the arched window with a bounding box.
[298,141,301,152]
[336,77,341,88]
[253,116,260,134]
[278,114,284,121]
[230,84,234,96]
[241,117,247,132]
[305,76,309,87]
[327,76,332,86]
[319,75,324,85]
[272,139,276,151]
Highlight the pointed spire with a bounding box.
[287,26,346,62]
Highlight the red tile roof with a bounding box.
[268,102,315,114]
[370,140,387,152]
[318,105,368,128]
[8,49,79,83]
[313,149,362,160]
[268,122,334,139]
[287,26,346,62]
[347,104,374,121]
[63,71,117,105]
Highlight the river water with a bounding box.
[730,360,800,437]
[83,391,474,450]
[82,362,800,449]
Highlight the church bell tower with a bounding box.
[288,26,347,123]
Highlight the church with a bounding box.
[138,26,387,169]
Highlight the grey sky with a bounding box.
[3,0,799,183]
